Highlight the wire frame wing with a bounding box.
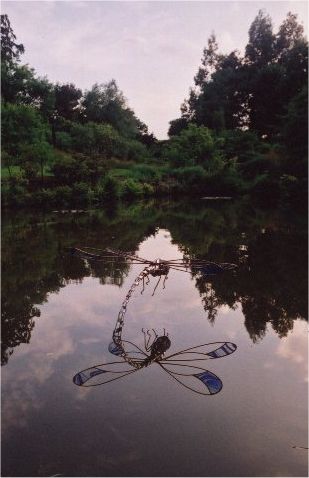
[108,339,148,360]
[73,361,139,387]
[157,362,223,396]
[163,341,237,363]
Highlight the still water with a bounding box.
[2,199,308,477]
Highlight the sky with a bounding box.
[2,1,308,138]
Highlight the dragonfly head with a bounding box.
[150,335,171,357]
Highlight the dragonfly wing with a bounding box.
[164,341,237,362]
[73,361,138,387]
[108,340,148,360]
[158,362,223,395]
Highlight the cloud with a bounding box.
[276,320,308,381]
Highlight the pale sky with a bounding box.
[2,1,308,138]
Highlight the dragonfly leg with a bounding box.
[141,276,145,295]
[163,273,168,289]
[152,276,162,296]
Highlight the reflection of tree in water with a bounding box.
[1,206,158,365]
[2,200,307,364]
[173,205,307,343]
[237,228,307,342]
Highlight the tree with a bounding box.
[1,14,24,65]
[54,83,82,120]
[194,33,220,87]
[81,80,141,138]
[2,103,49,158]
[245,10,275,66]
[281,86,308,172]
[168,117,188,137]
[275,12,305,58]
[244,10,307,139]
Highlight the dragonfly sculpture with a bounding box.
[72,246,237,396]
[71,246,237,296]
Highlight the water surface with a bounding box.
[2,199,308,477]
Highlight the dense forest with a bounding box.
[1,11,308,208]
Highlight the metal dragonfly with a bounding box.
[71,246,237,296]
[72,247,237,396]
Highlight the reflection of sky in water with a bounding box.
[2,230,308,477]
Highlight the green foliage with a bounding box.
[1,14,24,64]
[168,117,188,137]
[101,175,119,199]
[54,83,82,121]
[1,175,29,207]
[55,131,72,150]
[180,10,307,141]
[19,141,54,180]
[120,178,144,198]
[81,80,142,138]
[142,183,155,196]
[245,10,275,66]
[1,13,307,208]
[164,124,222,171]
[50,151,106,186]
[130,164,160,182]
[219,129,264,162]
[72,182,95,206]
[2,103,49,157]
[281,86,308,169]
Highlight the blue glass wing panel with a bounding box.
[206,342,237,358]
[73,368,106,386]
[194,371,222,394]
[108,341,124,356]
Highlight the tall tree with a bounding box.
[194,33,221,88]
[1,14,24,65]
[81,80,142,137]
[245,10,275,66]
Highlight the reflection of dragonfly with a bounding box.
[73,331,237,396]
[72,247,237,295]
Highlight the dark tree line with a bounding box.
[1,11,308,208]
[165,11,308,207]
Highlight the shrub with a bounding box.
[126,140,150,162]
[163,124,221,170]
[120,178,144,198]
[131,164,160,182]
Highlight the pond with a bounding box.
[1,199,308,477]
